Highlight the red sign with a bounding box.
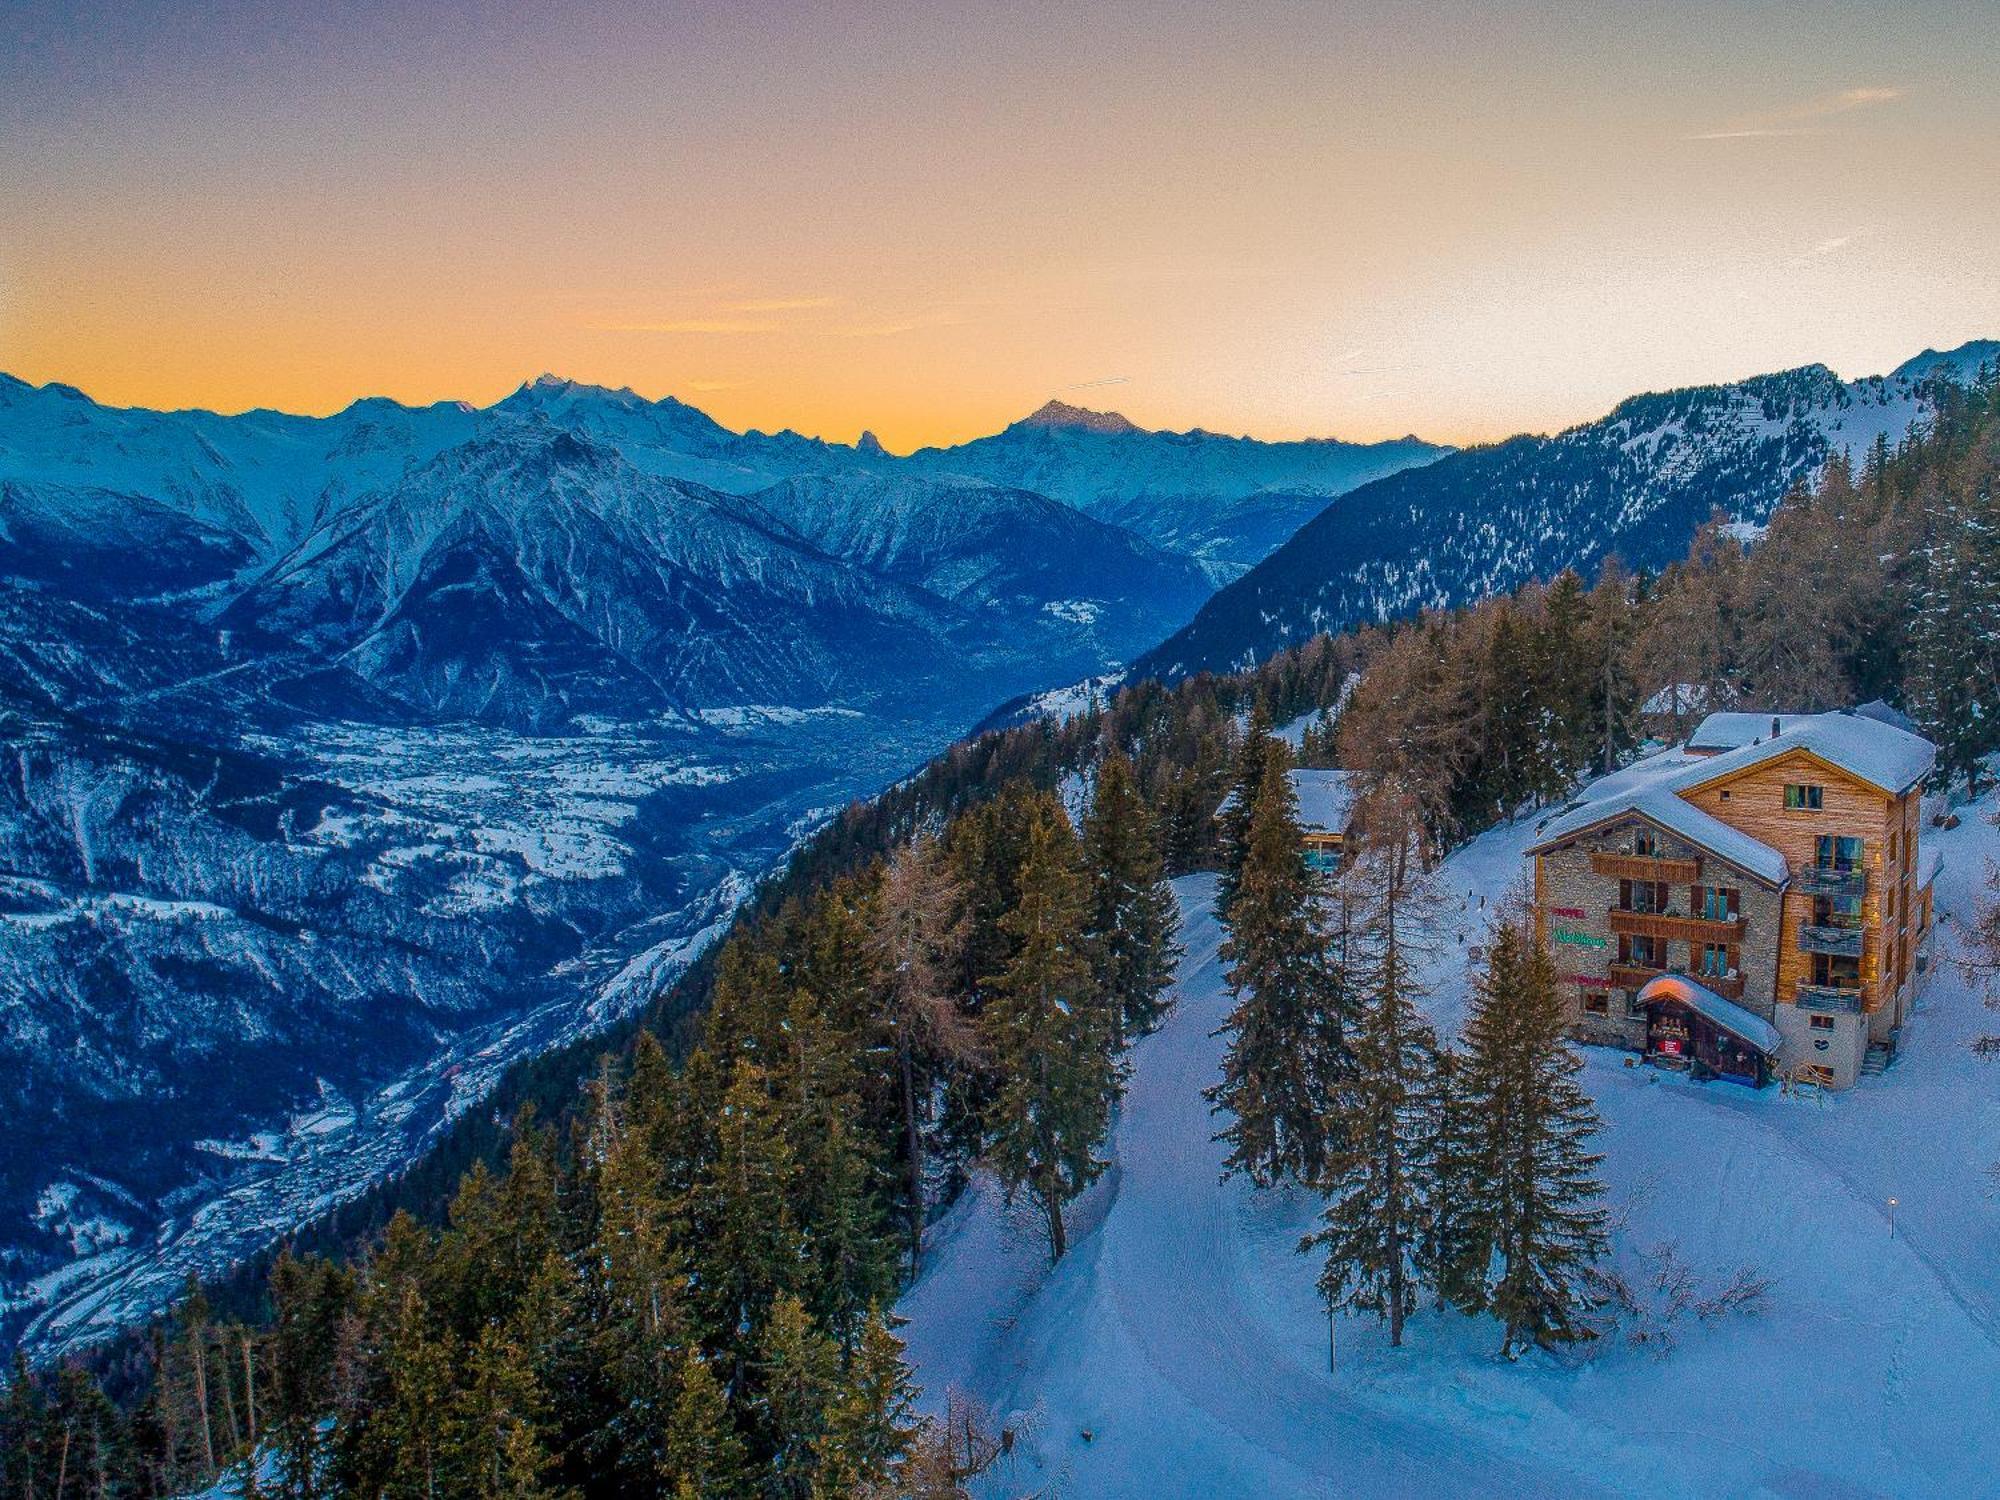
[1550,907,1587,919]
[1573,976,1611,990]
[1659,1038,1684,1056]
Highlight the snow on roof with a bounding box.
[1289,769,1359,836]
[1686,712,1816,753]
[1856,699,1919,736]
[1918,844,1943,889]
[1529,786,1790,886]
[1636,974,1783,1054]
[1676,711,1936,796]
[1215,767,1359,835]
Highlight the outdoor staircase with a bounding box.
[1861,1042,1893,1077]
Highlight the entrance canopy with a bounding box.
[1636,974,1781,1054]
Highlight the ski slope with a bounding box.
[900,750,2000,1498]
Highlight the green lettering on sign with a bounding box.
[1554,927,1608,949]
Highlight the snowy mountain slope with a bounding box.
[901,758,2000,1498]
[219,428,975,731]
[903,399,1447,575]
[1139,344,1997,678]
[742,471,1213,665]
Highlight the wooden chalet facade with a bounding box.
[1528,711,1938,1090]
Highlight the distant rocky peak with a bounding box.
[1015,399,1143,436]
[855,429,888,457]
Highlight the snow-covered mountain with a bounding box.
[1138,342,1999,679]
[0,372,1299,1352]
[904,399,1447,581]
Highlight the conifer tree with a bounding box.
[867,835,974,1265]
[754,1295,841,1500]
[1083,748,1183,1040]
[1412,1046,1484,1312]
[1215,700,1276,924]
[979,798,1118,1261]
[1303,805,1440,1351]
[1459,924,1610,1355]
[810,1307,918,1498]
[663,1352,749,1500]
[1207,738,1348,1187]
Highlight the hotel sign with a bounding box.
[1550,907,1587,919]
[1554,927,1607,949]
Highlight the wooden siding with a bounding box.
[1677,749,1909,1017]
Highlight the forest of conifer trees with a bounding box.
[6,373,1995,1496]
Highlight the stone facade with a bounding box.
[1534,816,1784,1062]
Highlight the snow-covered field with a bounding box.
[902,751,2000,1497]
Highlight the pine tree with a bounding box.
[1215,700,1276,924]
[663,1351,749,1500]
[1083,748,1183,1040]
[754,1294,841,1500]
[1460,924,1610,1355]
[979,797,1118,1261]
[1303,806,1440,1352]
[1412,1046,1484,1312]
[810,1307,918,1499]
[1207,738,1348,1187]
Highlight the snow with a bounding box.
[1530,783,1790,887]
[1679,711,1937,796]
[1634,973,1783,1054]
[901,760,2000,1498]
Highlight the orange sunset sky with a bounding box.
[4,0,1997,451]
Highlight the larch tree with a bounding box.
[866,835,974,1266]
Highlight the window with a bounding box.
[1816,835,1864,871]
[1803,1064,1836,1087]
[1785,784,1824,811]
[1813,953,1862,989]
[1700,942,1730,978]
[1699,885,1739,921]
[1809,1013,1837,1033]
[1888,831,1900,865]
[1620,879,1668,914]
[1621,934,1662,968]
[1583,991,1610,1015]
[1632,828,1660,857]
[1813,893,1864,929]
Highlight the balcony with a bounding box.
[1607,962,1666,990]
[1796,865,1867,899]
[1797,924,1865,958]
[1795,983,1865,1014]
[1606,962,1745,1001]
[1607,907,1746,945]
[1591,851,1702,884]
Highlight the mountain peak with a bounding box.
[1016,399,1142,436]
[855,429,888,457]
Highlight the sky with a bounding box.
[3,0,1998,451]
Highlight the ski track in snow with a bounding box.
[902,750,2000,1498]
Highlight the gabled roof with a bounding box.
[1528,787,1789,886]
[1216,767,1359,837]
[1686,712,1815,754]
[1289,769,1359,837]
[1675,711,1935,797]
[1637,974,1783,1054]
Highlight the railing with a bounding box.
[1607,962,1665,989]
[1797,924,1865,958]
[1607,908,1747,944]
[1795,982,1865,1014]
[1591,851,1702,884]
[1795,865,1867,898]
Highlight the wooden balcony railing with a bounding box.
[1607,962,1666,989]
[1795,982,1865,1014]
[1591,851,1702,884]
[1606,908,1746,945]
[1797,924,1865,958]
[1796,865,1867,898]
